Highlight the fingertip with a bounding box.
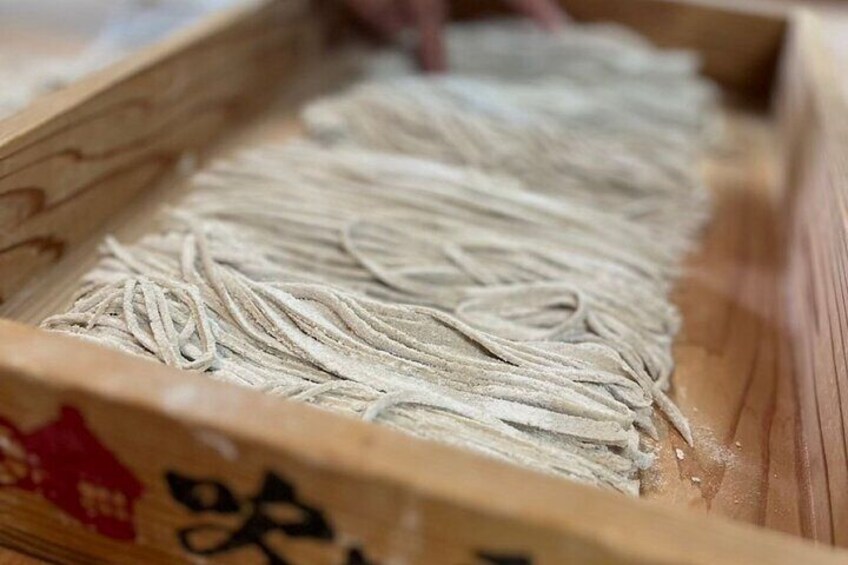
[411,0,448,72]
[417,34,447,72]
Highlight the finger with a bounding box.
[506,0,569,31]
[408,0,448,72]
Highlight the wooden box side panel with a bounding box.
[0,321,844,565]
[779,11,848,547]
[0,0,323,307]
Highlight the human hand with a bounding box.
[345,0,568,72]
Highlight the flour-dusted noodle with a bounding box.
[45,22,711,494]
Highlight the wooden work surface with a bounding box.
[644,112,802,534]
[0,84,799,538]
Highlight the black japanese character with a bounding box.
[166,470,333,565]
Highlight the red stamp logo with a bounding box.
[0,406,143,541]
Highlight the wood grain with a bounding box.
[0,548,41,565]
[779,11,848,547]
[641,112,806,538]
[0,0,324,307]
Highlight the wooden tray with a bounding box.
[0,0,846,562]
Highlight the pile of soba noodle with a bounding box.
[45,22,717,495]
